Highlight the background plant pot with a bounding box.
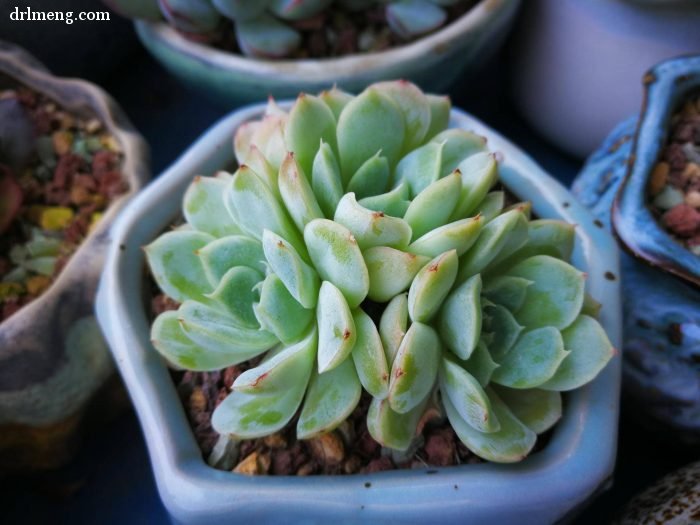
[613,55,700,287]
[572,57,700,443]
[0,42,150,471]
[96,102,621,524]
[510,0,700,158]
[133,0,520,106]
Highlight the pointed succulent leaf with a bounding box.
[337,87,405,184]
[249,114,287,170]
[407,215,482,258]
[379,293,409,365]
[491,219,576,273]
[234,121,258,165]
[373,80,431,153]
[367,394,429,451]
[493,386,562,434]
[346,153,390,199]
[145,230,214,302]
[509,255,585,330]
[581,293,602,318]
[236,13,301,59]
[440,357,500,433]
[358,183,410,218]
[438,274,481,360]
[278,153,324,232]
[211,0,267,21]
[481,275,532,312]
[226,165,305,254]
[198,235,265,287]
[304,219,369,308]
[206,266,262,328]
[243,145,280,200]
[474,191,505,223]
[262,229,320,309]
[233,326,317,393]
[159,0,221,33]
[178,300,277,355]
[365,246,429,303]
[297,358,362,439]
[491,327,569,389]
[444,387,536,463]
[393,141,443,197]
[268,0,333,20]
[404,169,462,239]
[253,273,314,345]
[424,94,451,142]
[461,340,499,386]
[311,140,344,218]
[334,193,412,250]
[285,94,338,177]
[183,176,241,237]
[431,128,487,177]
[386,0,447,40]
[482,303,523,362]
[388,322,440,414]
[449,152,499,221]
[316,281,357,373]
[211,330,316,438]
[540,315,615,391]
[351,308,390,399]
[457,209,529,282]
[408,250,458,323]
[488,208,531,268]
[151,311,244,371]
[319,86,353,120]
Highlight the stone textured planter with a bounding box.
[134,0,521,105]
[96,101,622,524]
[573,56,700,444]
[0,41,150,470]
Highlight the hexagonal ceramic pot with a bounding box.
[96,101,622,524]
[0,41,150,470]
[134,0,521,104]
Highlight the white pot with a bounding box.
[511,0,700,158]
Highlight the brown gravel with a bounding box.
[648,92,700,253]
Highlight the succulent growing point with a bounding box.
[106,0,472,58]
[146,80,615,463]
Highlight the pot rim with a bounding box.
[96,102,621,523]
[612,53,700,289]
[134,0,519,82]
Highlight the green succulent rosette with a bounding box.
[145,81,614,463]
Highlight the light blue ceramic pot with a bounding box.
[95,103,622,525]
[573,55,700,444]
[134,0,520,105]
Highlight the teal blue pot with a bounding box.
[613,54,700,288]
[96,101,622,524]
[573,56,700,444]
[134,0,520,105]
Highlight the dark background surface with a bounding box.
[1,9,698,525]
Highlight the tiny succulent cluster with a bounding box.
[146,80,614,463]
[106,0,469,58]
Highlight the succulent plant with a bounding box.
[106,0,470,58]
[145,80,615,463]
